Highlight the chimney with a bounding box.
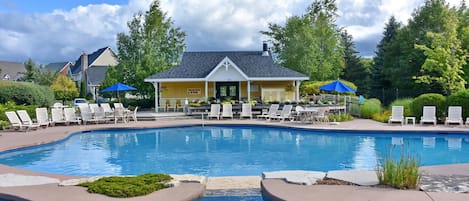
[81,51,88,88]
[262,42,269,57]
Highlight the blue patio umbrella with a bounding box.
[319,79,356,93]
[101,82,137,102]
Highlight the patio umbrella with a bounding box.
[319,79,356,93]
[101,82,137,102]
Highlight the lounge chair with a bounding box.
[207,104,220,120]
[240,103,252,119]
[100,103,114,118]
[420,106,437,125]
[63,108,81,125]
[5,111,39,131]
[128,106,138,122]
[35,108,50,128]
[114,107,127,124]
[388,106,404,125]
[221,104,233,119]
[51,108,69,126]
[78,105,101,125]
[17,110,43,128]
[89,103,100,115]
[466,117,469,126]
[257,104,279,119]
[445,106,463,126]
[167,99,178,112]
[270,105,293,122]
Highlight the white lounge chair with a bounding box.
[100,103,114,118]
[51,108,68,126]
[63,108,81,125]
[78,105,100,125]
[5,111,39,131]
[257,104,279,119]
[420,106,437,125]
[240,103,252,119]
[445,106,463,126]
[89,103,100,114]
[388,106,404,125]
[36,108,50,128]
[17,110,42,128]
[207,104,220,120]
[270,105,293,122]
[221,104,233,119]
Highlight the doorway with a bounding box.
[216,82,239,101]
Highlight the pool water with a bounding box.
[0,126,468,176]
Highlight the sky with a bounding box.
[0,0,463,64]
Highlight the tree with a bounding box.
[341,30,369,94]
[106,0,185,98]
[23,58,40,82]
[262,0,344,81]
[50,74,79,103]
[35,71,56,86]
[414,8,467,94]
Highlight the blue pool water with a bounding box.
[0,125,468,176]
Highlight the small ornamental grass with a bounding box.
[78,173,172,198]
[377,151,420,189]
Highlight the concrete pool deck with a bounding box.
[0,117,468,200]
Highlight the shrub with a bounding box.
[122,98,155,109]
[78,173,172,198]
[377,152,420,189]
[411,93,446,121]
[0,81,54,107]
[360,98,383,119]
[389,98,414,117]
[0,101,37,122]
[447,90,469,118]
[372,110,391,123]
[328,113,354,122]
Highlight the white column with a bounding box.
[295,80,300,101]
[205,81,208,101]
[238,82,241,100]
[153,82,159,112]
[247,81,251,101]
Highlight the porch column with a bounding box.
[239,82,241,100]
[295,80,300,101]
[153,82,159,112]
[205,81,208,101]
[247,81,251,101]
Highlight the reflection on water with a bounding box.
[0,126,468,176]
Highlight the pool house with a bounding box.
[144,45,309,112]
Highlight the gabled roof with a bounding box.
[42,62,71,73]
[87,66,108,86]
[145,51,308,82]
[71,47,112,74]
[0,61,25,80]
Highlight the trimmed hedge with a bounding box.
[411,93,446,121]
[447,90,469,118]
[389,98,414,117]
[0,81,54,107]
[360,98,383,119]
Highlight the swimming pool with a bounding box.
[0,125,468,176]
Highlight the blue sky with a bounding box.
[0,0,462,64]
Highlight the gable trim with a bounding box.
[205,57,249,80]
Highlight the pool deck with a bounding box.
[0,117,469,200]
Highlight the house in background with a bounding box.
[70,47,118,100]
[145,43,308,112]
[0,61,26,81]
[42,61,73,75]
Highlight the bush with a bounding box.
[389,98,414,117]
[328,113,354,122]
[122,98,155,109]
[372,110,391,123]
[411,93,446,121]
[447,90,469,118]
[0,81,54,107]
[377,152,420,189]
[360,98,383,119]
[78,173,172,198]
[0,101,37,122]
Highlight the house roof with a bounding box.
[71,47,110,74]
[87,66,108,86]
[0,61,25,80]
[42,62,70,73]
[145,51,308,82]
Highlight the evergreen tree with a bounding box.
[341,30,369,94]
[23,58,40,82]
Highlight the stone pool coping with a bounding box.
[1,118,469,200]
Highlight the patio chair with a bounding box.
[63,108,81,125]
[114,107,128,124]
[207,104,220,120]
[167,99,177,112]
[17,110,43,128]
[78,105,100,125]
[51,108,68,126]
[89,103,100,115]
[445,106,463,126]
[114,103,124,109]
[221,104,233,120]
[313,107,329,124]
[128,106,138,122]
[270,105,294,122]
[52,102,64,109]
[5,111,39,131]
[420,106,437,125]
[240,103,252,119]
[466,117,469,126]
[35,108,50,128]
[100,103,114,118]
[257,104,279,119]
[293,105,305,122]
[388,106,404,125]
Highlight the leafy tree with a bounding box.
[456,1,469,83]
[341,30,369,95]
[106,0,185,98]
[414,8,467,94]
[50,74,79,102]
[100,66,119,98]
[262,0,344,81]
[35,71,56,86]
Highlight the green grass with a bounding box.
[377,153,420,189]
[78,173,172,198]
